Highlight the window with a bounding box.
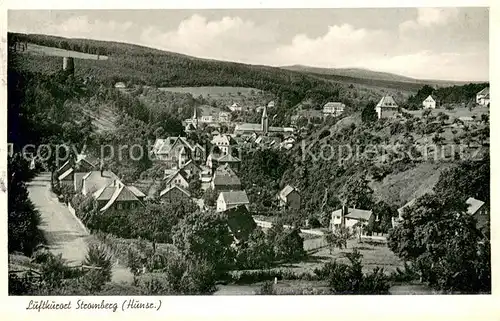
[117,203,122,210]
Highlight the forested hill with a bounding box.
[9,32,346,109]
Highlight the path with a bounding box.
[27,172,133,284]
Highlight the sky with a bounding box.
[8,8,489,81]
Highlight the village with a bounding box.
[7,8,490,297]
[49,84,490,284]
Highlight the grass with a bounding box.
[23,43,109,60]
[404,106,489,119]
[159,86,263,97]
[370,162,452,207]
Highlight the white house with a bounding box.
[229,103,243,112]
[211,134,236,155]
[216,190,250,212]
[331,205,374,233]
[322,102,346,117]
[422,95,437,109]
[163,170,190,190]
[476,87,490,106]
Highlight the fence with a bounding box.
[254,219,325,236]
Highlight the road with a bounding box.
[28,172,133,284]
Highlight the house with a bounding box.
[207,152,241,172]
[224,205,257,243]
[217,190,250,212]
[81,170,119,196]
[331,205,374,233]
[476,87,490,106]
[159,185,191,203]
[375,95,399,119]
[211,164,241,192]
[164,170,190,190]
[466,197,489,231]
[92,180,144,213]
[229,103,243,112]
[234,104,294,136]
[56,154,97,188]
[152,136,205,169]
[114,82,126,89]
[218,111,231,123]
[211,134,237,155]
[322,102,346,117]
[392,198,417,228]
[422,95,437,109]
[277,185,301,210]
[179,160,201,179]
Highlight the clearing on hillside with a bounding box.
[22,43,109,60]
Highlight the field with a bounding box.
[159,86,271,108]
[404,106,489,119]
[158,86,263,97]
[22,43,109,60]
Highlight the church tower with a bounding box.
[261,105,269,135]
[192,107,198,128]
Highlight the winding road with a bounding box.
[27,172,133,284]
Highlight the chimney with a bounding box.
[341,201,348,228]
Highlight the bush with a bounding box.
[314,249,390,294]
[258,281,277,295]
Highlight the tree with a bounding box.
[237,228,275,269]
[361,101,377,123]
[172,210,235,274]
[82,244,113,292]
[315,249,389,294]
[339,176,374,210]
[132,199,197,244]
[387,193,490,293]
[325,226,352,254]
[203,187,218,207]
[8,153,42,256]
[268,225,306,262]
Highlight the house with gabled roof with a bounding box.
[476,87,490,106]
[375,95,399,119]
[422,95,437,109]
[331,205,374,234]
[152,136,205,169]
[179,160,201,180]
[56,154,97,189]
[92,180,144,212]
[466,197,489,231]
[277,185,301,210]
[323,102,346,117]
[217,190,250,212]
[164,169,190,190]
[81,170,119,196]
[224,205,257,243]
[211,164,241,192]
[211,134,238,155]
[159,185,191,203]
[207,152,241,172]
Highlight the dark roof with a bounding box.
[213,165,241,187]
[224,205,256,242]
[219,190,249,205]
[377,95,398,108]
[477,87,489,96]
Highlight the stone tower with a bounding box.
[261,105,269,135]
[63,56,75,75]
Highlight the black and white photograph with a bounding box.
[6,6,491,299]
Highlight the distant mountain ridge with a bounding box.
[281,65,477,86]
